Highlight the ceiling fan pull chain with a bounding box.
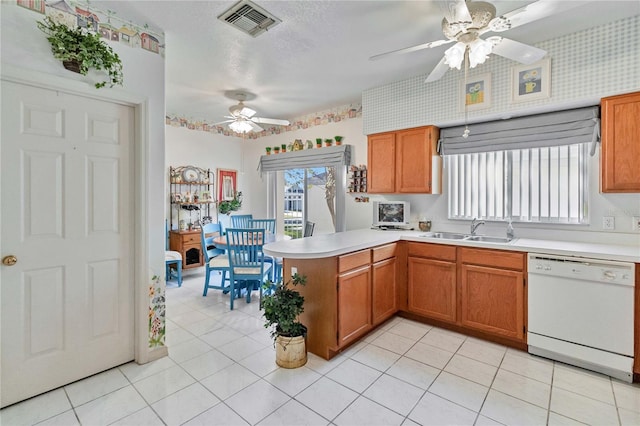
[462,47,470,139]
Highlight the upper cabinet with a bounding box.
[367,126,441,194]
[601,92,640,193]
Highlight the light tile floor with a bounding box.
[3,270,640,425]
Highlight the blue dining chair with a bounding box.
[231,214,253,228]
[201,222,231,296]
[165,220,182,286]
[225,228,272,310]
[248,218,277,279]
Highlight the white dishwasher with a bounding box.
[528,253,635,382]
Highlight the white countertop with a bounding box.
[264,228,640,263]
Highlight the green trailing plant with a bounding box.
[218,191,242,214]
[262,273,307,342]
[37,16,124,89]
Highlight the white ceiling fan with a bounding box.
[215,91,290,133]
[370,0,581,82]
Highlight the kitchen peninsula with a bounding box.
[263,229,640,378]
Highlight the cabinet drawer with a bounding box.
[459,247,524,271]
[182,232,201,244]
[339,249,371,273]
[372,243,397,263]
[407,242,456,261]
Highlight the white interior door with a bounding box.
[1,81,135,407]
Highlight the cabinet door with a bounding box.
[601,92,640,192]
[372,257,397,326]
[338,265,372,347]
[460,264,524,341]
[396,127,434,193]
[407,257,457,323]
[367,132,396,193]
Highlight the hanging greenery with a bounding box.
[218,191,243,214]
[37,17,124,89]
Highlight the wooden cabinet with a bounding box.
[407,243,457,323]
[459,248,526,342]
[367,132,396,193]
[601,92,640,192]
[338,265,372,347]
[169,230,203,269]
[372,244,397,325]
[367,126,441,194]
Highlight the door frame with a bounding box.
[0,63,160,365]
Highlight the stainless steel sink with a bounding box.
[465,235,513,243]
[430,232,469,240]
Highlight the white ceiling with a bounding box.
[99,1,636,127]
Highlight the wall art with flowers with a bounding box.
[511,58,551,103]
[148,274,166,348]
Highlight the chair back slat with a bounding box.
[225,228,265,274]
[304,221,315,237]
[247,218,276,234]
[201,222,224,262]
[231,214,253,228]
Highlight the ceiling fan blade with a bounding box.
[370,39,453,61]
[487,0,584,33]
[212,119,235,125]
[249,121,263,132]
[436,0,472,24]
[425,56,450,83]
[251,117,290,126]
[489,37,546,64]
[239,106,256,118]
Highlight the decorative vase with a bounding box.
[62,59,81,74]
[275,334,307,368]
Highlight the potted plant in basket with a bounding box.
[262,273,307,368]
[37,17,123,89]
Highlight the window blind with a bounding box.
[440,106,600,155]
[258,144,352,174]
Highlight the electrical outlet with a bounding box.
[633,216,640,232]
[602,216,615,230]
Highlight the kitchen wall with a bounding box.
[165,126,247,230]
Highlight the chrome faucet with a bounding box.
[470,218,485,236]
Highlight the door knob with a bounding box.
[2,255,17,266]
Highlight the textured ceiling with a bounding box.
[98,1,637,127]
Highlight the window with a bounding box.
[447,142,589,223]
[283,167,335,238]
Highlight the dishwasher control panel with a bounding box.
[528,254,635,286]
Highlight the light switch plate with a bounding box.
[291,266,297,276]
[603,216,615,230]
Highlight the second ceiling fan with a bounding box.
[370,0,581,82]
[216,91,290,133]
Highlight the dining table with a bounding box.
[212,232,291,250]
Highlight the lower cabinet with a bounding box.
[408,257,457,323]
[338,265,372,347]
[459,248,526,342]
[407,242,457,323]
[169,230,203,269]
[372,257,397,325]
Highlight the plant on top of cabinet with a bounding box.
[37,16,123,89]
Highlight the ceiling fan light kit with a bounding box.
[371,0,554,83]
[215,91,290,134]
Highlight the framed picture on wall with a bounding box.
[511,58,551,103]
[217,169,237,201]
[460,73,491,111]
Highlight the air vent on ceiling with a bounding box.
[218,0,281,38]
